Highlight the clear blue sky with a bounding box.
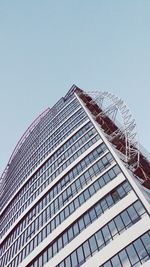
[0,0,150,175]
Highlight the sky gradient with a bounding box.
[0,0,150,175]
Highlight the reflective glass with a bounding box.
[83,241,91,258]
[126,244,139,265]
[77,246,84,265]
[111,255,121,267]
[71,251,78,267]
[95,230,105,249]
[119,250,131,267]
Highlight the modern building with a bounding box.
[0,85,150,267]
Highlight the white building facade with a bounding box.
[0,86,150,267]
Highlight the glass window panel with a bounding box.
[33,259,38,267]
[74,198,80,209]
[89,208,97,221]
[75,179,81,189]
[103,261,112,267]
[112,190,120,202]
[84,213,91,226]
[93,164,99,175]
[46,223,51,235]
[134,201,145,216]
[123,182,131,193]
[95,203,103,216]
[77,246,85,265]
[69,202,75,214]
[83,241,91,258]
[60,211,65,223]
[88,185,95,196]
[38,232,42,243]
[141,233,150,254]
[121,210,131,227]
[48,246,52,260]
[63,232,68,246]
[53,242,58,256]
[71,251,78,267]
[95,230,105,249]
[89,167,95,177]
[73,222,79,236]
[65,256,71,266]
[79,194,85,205]
[106,195,113,207]
[102,225,111,242]
[108,221,118,237]
[103,172,111,183]
[111,255,121,267]
[134,239,148,261]
[58,261,65,267]
[101,199,108,212]
[126,244,139,265]
[55,215,60,227]
[113,165,120,175]
[57,236,63,250]
[38,255,43,267]
[43,251,48,264]
[114,216,124,232]
[80,174,85,184]
[93,181,100,191]
[128,206,139,222]
[78,217,85,231]
[89,236,97,254]
[42,227,47,239]
[84,172,90,182]
[99,177,105,188]
[106,153,113,162]
[108,169,115,180]
[119,250,131,267]
[64,206,69,218]
[51,219,55,231]
[68,227,74,241]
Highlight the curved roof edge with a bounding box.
[0,107,50,185]
[0,84,81,193]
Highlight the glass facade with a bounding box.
[0,86,149,267]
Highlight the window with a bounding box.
[77,246,85,265]
[118,250,131,267]
[127,206,138,222]
[95,203,102,216]
[68,227,74,241]
[141,233,150,255]
[133,201,145,216]
[111,190,120,203]
[108,221,118,238]
[114,216,124,233]
[83,241,91,258]
[71,251,78,267]
[102,225,111,243]
[43,251,48,265]
[84,213,91,226]
[65,256,71,266]
[89,236,97,254]
[111,255,121,267]
[95,230,105,249]
[73,223,79,236]
[53,242,58,256]
[126,244,139,265]
[134,239,147,261]
[106,195,113,207]
[103,262,112,267]
[120,210,131,227]
[89,208,97,221]
[63,232,68,246]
